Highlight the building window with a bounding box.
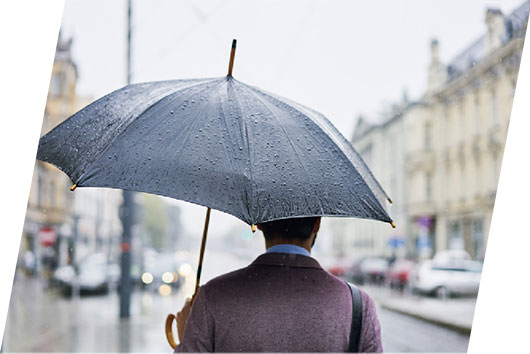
[37,173,44,207]
[474,94,480,134]
[424,122,431,151]
[459,101,465,142]
[49,181,56,207]
[442,105,450,148]
[475,159,481,196]
[460,165,466,199]
[449,220,464,250]
[472,218,484,260]
[426,172,432,201]
[491,88,498,124]
[50,72,65,97]
[492,153,500,190]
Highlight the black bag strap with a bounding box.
[345,280,363,353]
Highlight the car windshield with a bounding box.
[145,257,176,276]
[79,263,107,275]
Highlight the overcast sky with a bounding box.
[59,0,524,239]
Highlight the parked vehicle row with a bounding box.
[53,250,190,297]
[332,250,482,299]
[53,253,123,296]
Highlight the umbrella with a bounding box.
[36,39,394,348]
[37,40,393,227]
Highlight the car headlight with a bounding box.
[141,272,153,284]
[178,263,192,277]
[162,272,174,284]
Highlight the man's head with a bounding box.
[257,216,321,252]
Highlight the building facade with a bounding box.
[22,32,79,272]
[21,32,123,274]
[408,4,528,260]
[333,2,528,260]
[331,99,425,259]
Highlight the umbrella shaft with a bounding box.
[195,207,211,295]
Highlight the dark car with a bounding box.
[348,257,389,285]
[140,253,182,295]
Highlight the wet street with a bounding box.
[3,275,183,352]
[3,252,470,352]
[3,280,470,353]
[378,306,469,352]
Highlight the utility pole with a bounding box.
[119,0,134,318]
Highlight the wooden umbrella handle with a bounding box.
[165,313,178,349]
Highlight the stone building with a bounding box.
[21,32,123,273]
[22,32,79,271]
[408,3,529,260]
[330,99,410,258]
[332,2,529,260]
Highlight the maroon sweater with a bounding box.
[176,252,383,352]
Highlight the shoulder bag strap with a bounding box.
[345,280,363,353]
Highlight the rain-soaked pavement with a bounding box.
[3,252,470,353]
[378,305,469,352]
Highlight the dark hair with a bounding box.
[259,217,319,241]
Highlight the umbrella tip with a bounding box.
[251,224,256,233]
[391,221,396,229]
[70,184,77,191]
[227,39,237,77]
[388,198,393,204]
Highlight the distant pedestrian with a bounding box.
[23,250,36,277]
[174,217,382,352]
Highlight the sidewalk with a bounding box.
[3,275,187,352]
[361,285,476,334]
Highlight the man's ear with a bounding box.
[313,217,321,234]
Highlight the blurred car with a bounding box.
[53,253,136,296]
[141,253,183,295]
[348,257,389,285]
[410,259,482,298]
[348,258,366,284]
[433,249,471,262]
[386,258,417,290]
[327,258,352,278]
[361,257,389,285]
[54,253,112,296]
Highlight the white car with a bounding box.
[433,249,471,262]
[410,259,482,298]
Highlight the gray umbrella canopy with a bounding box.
[37,76,393,226]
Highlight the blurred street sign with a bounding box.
[387,236,405,249]
[416,215,433,228]
[38,226,57,247]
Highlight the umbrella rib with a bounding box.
[215,88,243,204]
[286,100,392,204]
[230,82,256,221]
[170,79,228,169]
[239,83,321,215]
[241,83,392,222]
